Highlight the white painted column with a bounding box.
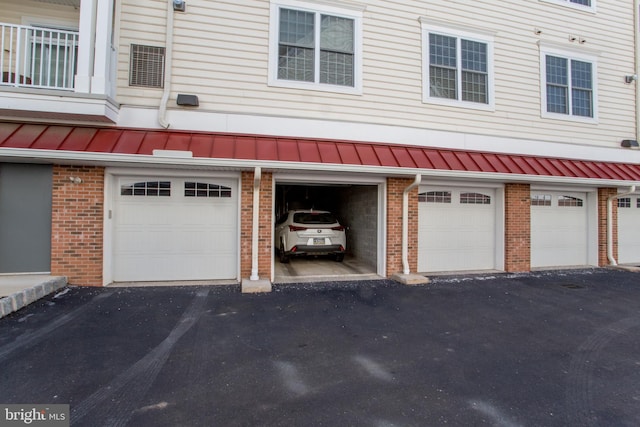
[91,0,113,95]
[75,0,97,93]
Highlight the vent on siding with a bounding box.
[129,44,165,88]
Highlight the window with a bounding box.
[638,198,640,208]
[531,194,552,206]
[558,196,584,207]
[460,192,491,204]
[421,20,494,109]
[540,46,597,121]
[269,0,363,94]
[618,198,631,208]
[184,182,232,198]
[130,44,165,88]
[539,0,595,12]
[419,191,452,203]
[121,181,171,196]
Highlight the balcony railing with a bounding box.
[1,23,79,90]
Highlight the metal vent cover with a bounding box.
[129,44,165,88]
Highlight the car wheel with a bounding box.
[279,242,290,263]
[334,253,344,262]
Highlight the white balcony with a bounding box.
[0,0,118,123]
[1,24,78,90]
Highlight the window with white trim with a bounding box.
[539,0,595,12]
[121,181,171,196]
[269,0,363,94]
[419,191,452,203]
[184,182,232,198]
[558,196,584,207]
[540,46,597,121]
[421,20,494,109]
[618,198,631,208]
[531,194,552,206]
[460,192,491,205]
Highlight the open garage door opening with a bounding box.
[274,182,380,282]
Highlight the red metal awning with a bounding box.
[1,122,639,182]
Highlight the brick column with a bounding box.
[504,183,530,272]
[597,188,618,266]
[51,165,104,286]
[240,171,273,280]
[386,177,418,276]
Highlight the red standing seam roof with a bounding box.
[0,122,639,181]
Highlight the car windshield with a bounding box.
[293,212,338,225]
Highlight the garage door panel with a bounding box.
[531,191,588,268]
[619,196,640,264]
[418,187,496,272]
[113,176,238,282]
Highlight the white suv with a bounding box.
[275,210,347,263]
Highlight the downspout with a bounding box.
[250,167,262,280]
[158,0,175,129]
[607,185,636,266]
[402,174,422,275]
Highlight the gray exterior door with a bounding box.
[0,163,52,273]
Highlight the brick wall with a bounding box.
[51,165,104,286]
[504,183,530,272]
[386,177,418,276]
[240,171,273,280]
[597,188,618,266]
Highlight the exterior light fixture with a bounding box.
[173,0,185,12]
[621,139,639,149]
[625,74,638,84]
[176,94,199,106]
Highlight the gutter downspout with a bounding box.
[607,185,636,266]
[158,0,175,129]
[250,167,262,280]
[402,174,422,274]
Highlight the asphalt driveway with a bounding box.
[0,269,639,426]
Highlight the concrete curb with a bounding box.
[0,277,68,319]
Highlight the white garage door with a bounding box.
[113,176,238,282]
[530,191,588,268]
[418,187,496,272]
[618,196,640,265]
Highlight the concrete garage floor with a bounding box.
[274,254,380,283]
[1,268,640,426]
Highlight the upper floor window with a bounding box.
[539,0,595,12]
[269,0,364,94]
[421,20,494,110]
[539,45,598,122]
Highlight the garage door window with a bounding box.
[531,194,552,206]
[460,192,491,204]
[618,198,631,208]
[419,191,452,203]
[121,181,171,196]
[558,196,583,207]
[184,182,232,198]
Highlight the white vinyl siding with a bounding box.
[114,0,633,148]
